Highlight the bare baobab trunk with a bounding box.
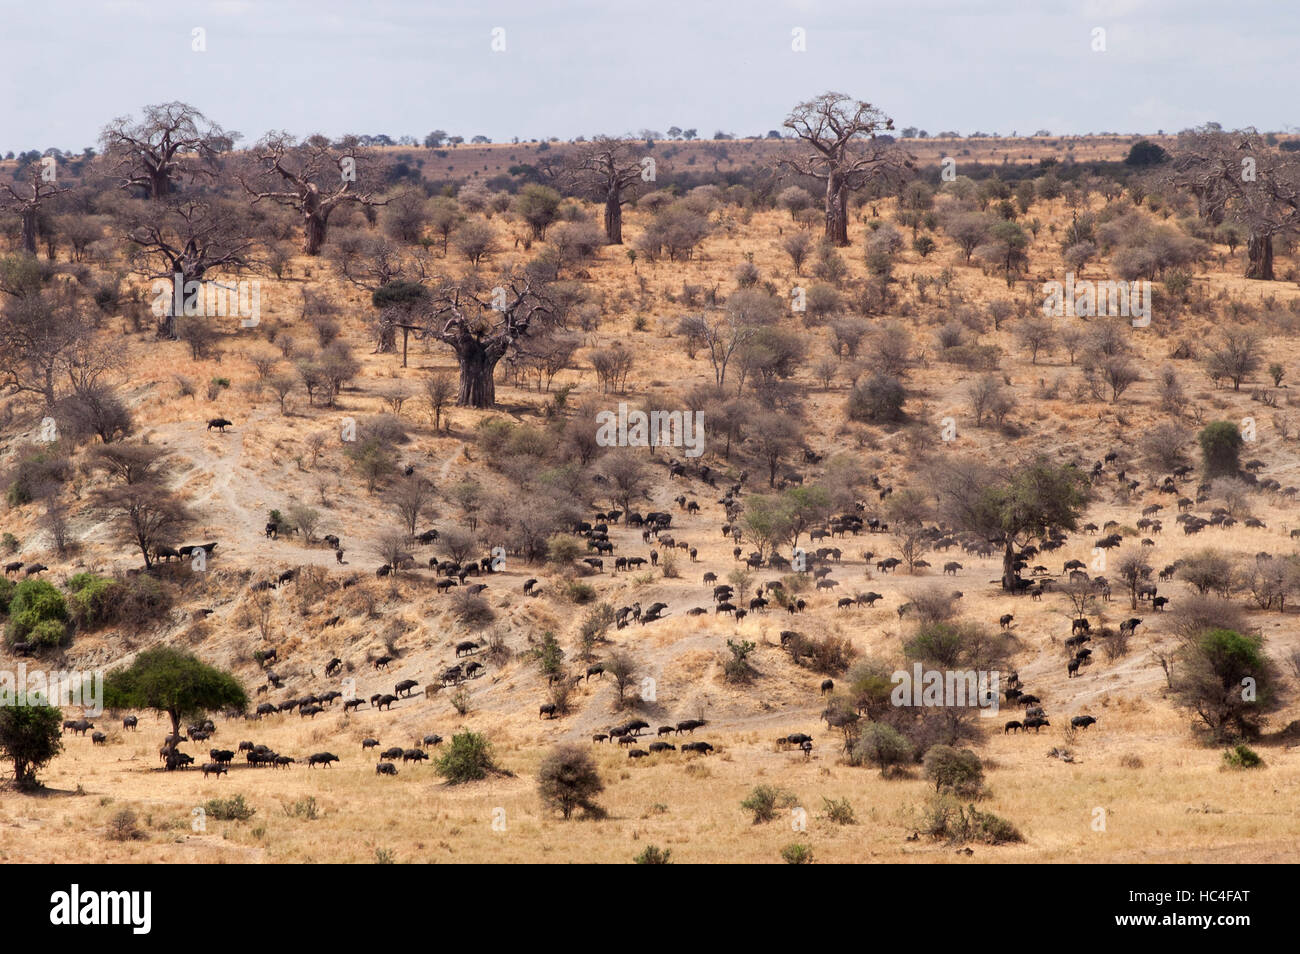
[825,174,850,246]
[303,212,327,256]
[1246,232,1274,280]
[149,169,171,200]
[454,342,499,408]
[604,190,623,245]
[19,208,37,255]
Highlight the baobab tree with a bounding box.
[99,102,236,200]
[126,199,255,338]
[1,163,70,255]
[777,92,911,246]
[419,274,556,407]
[240,132,390,255]
[565,137,649,244]
[1166,127,1300,281]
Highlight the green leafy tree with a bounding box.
[515,185,562,240]
[1174,628,1274,740]
[435,730,497,783]
[1198,421,1243,478]
[102,647,246,742]
[0,698,63,789]
[932,458,1090,590]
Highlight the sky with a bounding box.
[0,0,1296,154]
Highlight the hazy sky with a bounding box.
[1,0,1295,153]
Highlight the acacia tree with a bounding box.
[1166,127,1300,280]
[418,274,555,407]
[566,137,647,244]
[93,480,192,569]
[241,132,389,255]
[103,647,247,744]
[99,101,235,199]
[1,164,71,255]
[932,458,1091,591]
[778,93,911,246]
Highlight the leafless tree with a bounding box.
[564,137,649,244]
[416,274,556,407]
[1,164,71,254]
[777,92,912,246]
[423,372,456,430]
[99,101,236,199]
[1165,126,1300,280]
[126,198,255,338]
[388,477,436,540]
[240,132,390,255]
[94,481,192,569]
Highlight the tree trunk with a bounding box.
[1246,232,1274,280]
[455,342,499,408]
[825,175,850,246]
[1001,539,1017,591]
[303,212,327,256]
[20,208,37,255]
[604,192,623,245]
[149,169,171,200]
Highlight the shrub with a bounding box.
[66,573,123,630]
[853,722,914,775]
[105,808,143,841]
[534,630,565,675]
[1223,744,1263,769]
[436,730,497,783]
[1198,420,1243,477]
[451,590,494,627]
[723,638,757,683]
[5,445,70,506]
[821,796,857,825]
[780,843,814,864]
[847,373,906,423]
[282,796,319,820]
[6,579,68,648]
[922,795,1023,845]
[740,784,797,824]
[565,581,596,604]
[204,794,256,821]
[923,745,985,797]
[634,844,672,864]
